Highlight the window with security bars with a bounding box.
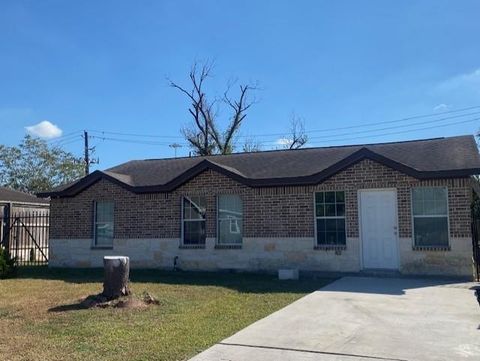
[315,191,346,246]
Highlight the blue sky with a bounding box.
[1,0,480,170]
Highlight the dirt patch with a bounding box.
[116,298,148,309]
[80,292,160,310]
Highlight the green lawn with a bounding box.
[0,267,332,361]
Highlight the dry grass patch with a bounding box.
[0,267,332,361]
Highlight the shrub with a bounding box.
[0,247,15,278]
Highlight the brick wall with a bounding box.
[49,159,472,240]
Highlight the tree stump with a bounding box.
[102,256,131,299]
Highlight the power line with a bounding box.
[85,105,480,140]
[250,105,480,137]
[53,137,83,147]
[47,106,480,153]
[54,136,84,147]
[305,117,480,145]
[86,115,479,148]
[89,135,183,146]
[46,130,83,143]
[288,111,480,142]
[88,129,183,139]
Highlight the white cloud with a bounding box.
[433,103,449,111]
[441,68,480,89]
[434,68,480,102]
[25,120,63,139]
[428,68,480,109]
[276,137,292,146]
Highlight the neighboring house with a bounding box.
[0,186,49,214]
[39,135,480,277]
[0,186,50,248]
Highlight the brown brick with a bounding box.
[49,159,472,240]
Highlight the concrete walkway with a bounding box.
[190,277,480,361]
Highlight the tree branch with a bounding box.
[170,61,257,155]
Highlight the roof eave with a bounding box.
[39,148,480,197]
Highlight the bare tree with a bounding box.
[242,137,262,152]
[168,63,216,156]
[280,114,308,150]
[169,62,256,155]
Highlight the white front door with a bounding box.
[360,189,399,270]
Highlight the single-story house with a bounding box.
[39,135,480,277]
[0,186,50,215]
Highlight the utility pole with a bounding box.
[84,130,90,175]
[83,131,99,175]
[169,143,183,158]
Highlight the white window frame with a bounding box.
[181,196,207,246]
[216,194,243,245]
[411,186,450,248]
[314,191,347,247]
[229,217,241,234]
[92,200,114,248]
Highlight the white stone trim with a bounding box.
[48,236,473,277]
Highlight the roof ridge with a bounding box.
[204,158,246,177]
[131,135,471,163]
[38,134,480,198]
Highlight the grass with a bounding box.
[0,267,333,361]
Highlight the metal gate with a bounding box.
[472,213,480,282]
[1,211,49,266]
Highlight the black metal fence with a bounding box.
[1,211,49,266]
[472,215,480,282]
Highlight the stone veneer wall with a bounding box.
[49,159,474,277]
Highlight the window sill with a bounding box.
[179,244,206,249]
[215,244,242,250]
[314,245,346,251]
[412,245,451,252]
[91,246,113,250]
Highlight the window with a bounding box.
[218,195,243,245]
[182,196,207,245]
[94,201,114,247]
[412,187,449,247]
[315,191,346,246]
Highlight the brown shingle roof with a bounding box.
[0,187,49,204]
[38,135,480,197]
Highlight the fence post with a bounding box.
[15,218,20,265]
[476,220,480,282]
[1,203,12,250]
[472,216,480,282]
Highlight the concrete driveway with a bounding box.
[190,277,480,361]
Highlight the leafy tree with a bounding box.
[169,62,257,155]
[0,135,84,194]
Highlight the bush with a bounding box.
[0,247,15,278]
